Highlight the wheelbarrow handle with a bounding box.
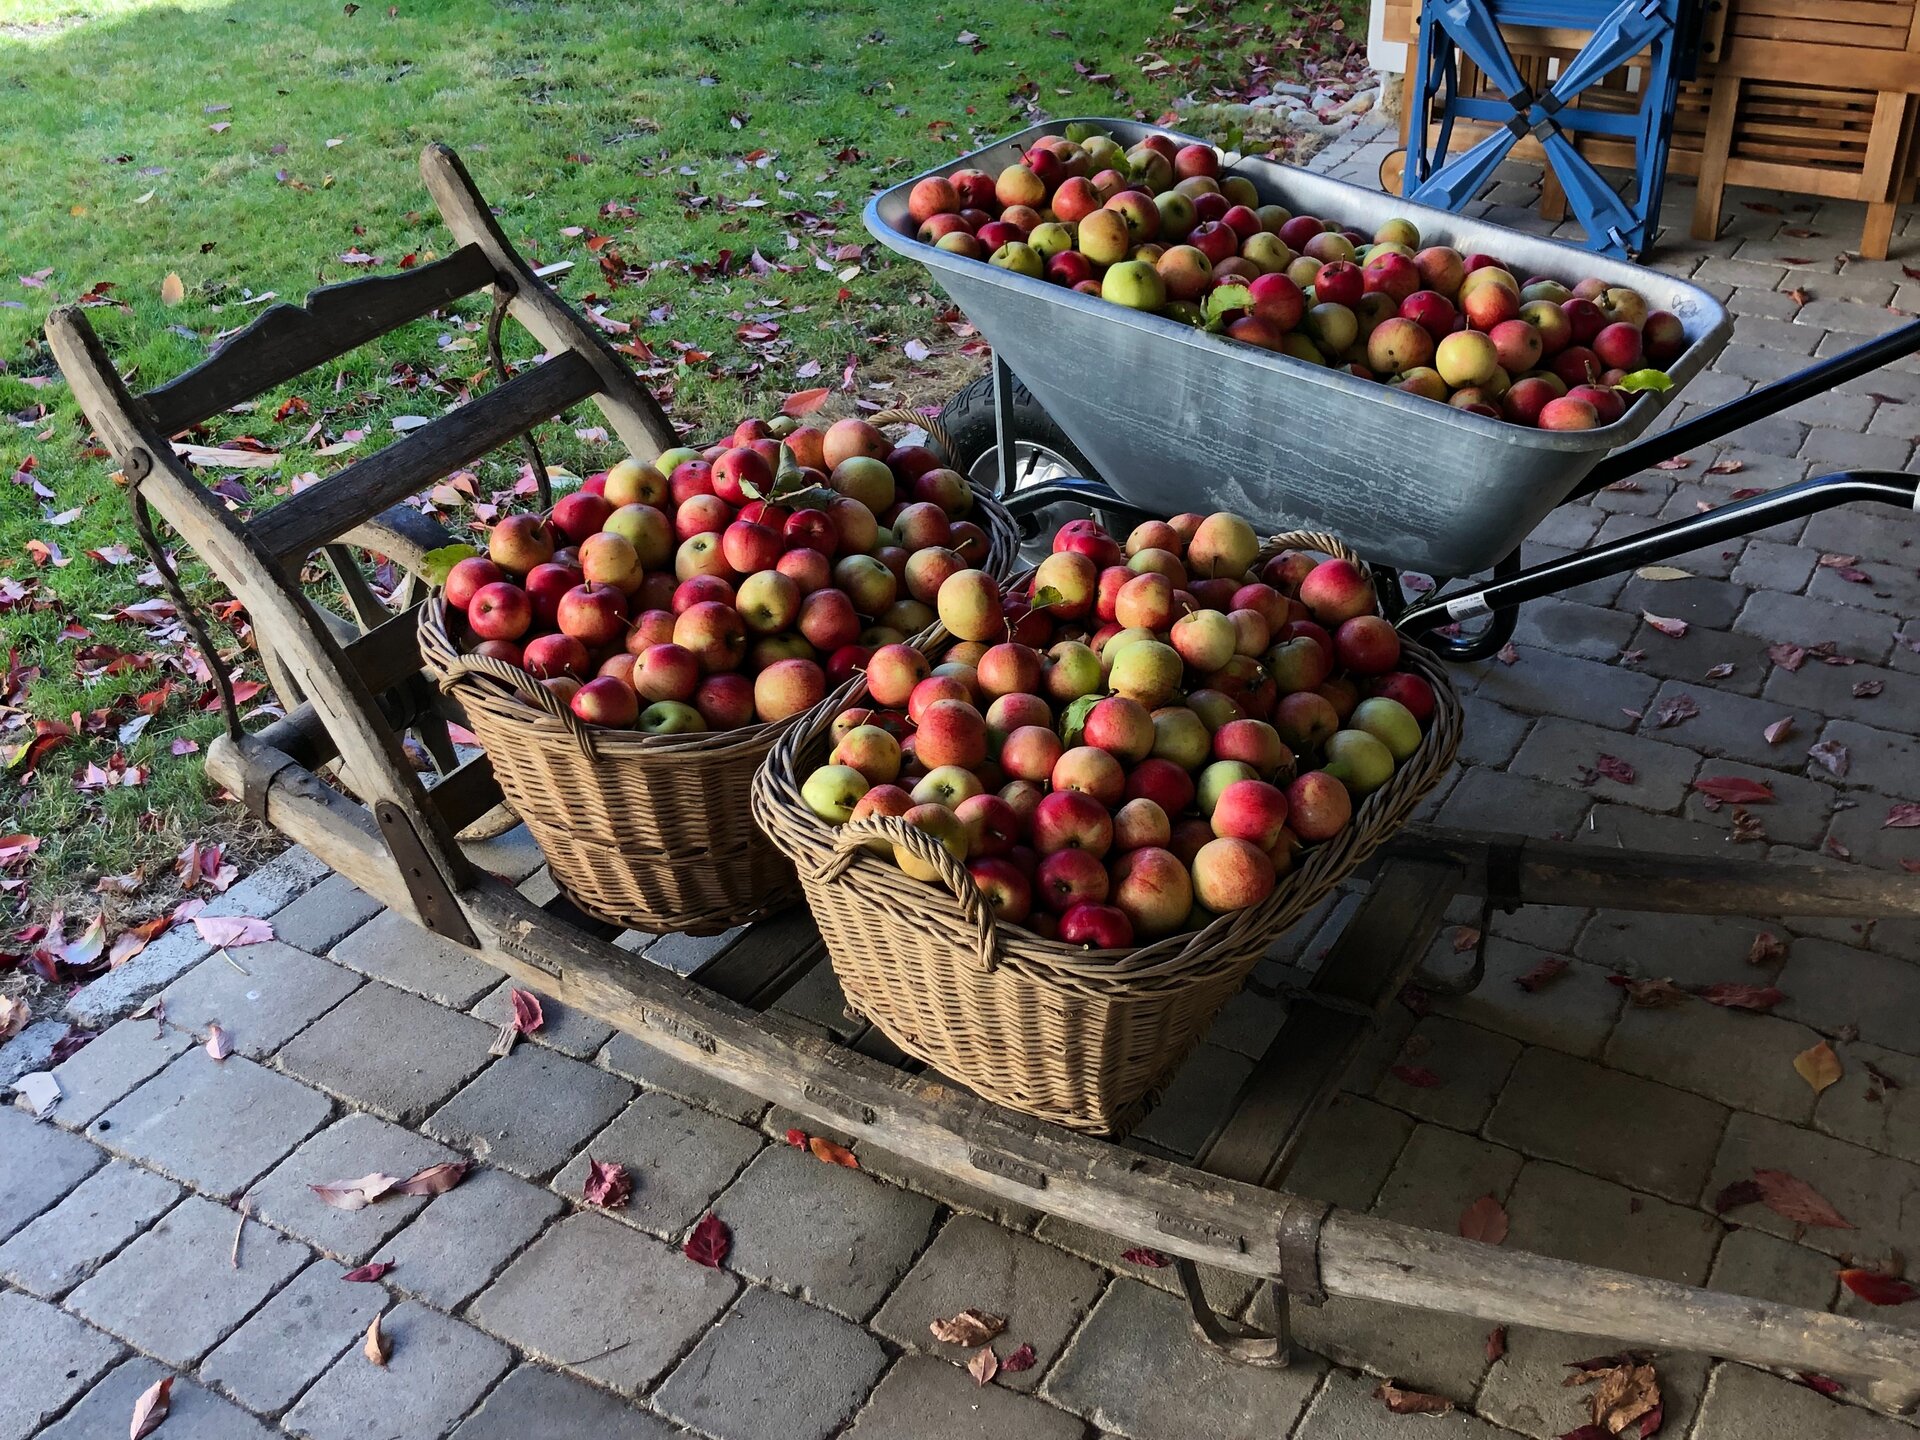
[1579,318,1920,495]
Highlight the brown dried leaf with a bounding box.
[930,1308,1007,1348]
[1769,643,1809,672]
[1515,957,1570,993]
[308,1172,402,1211]
[1452,926,1481,953]
[1754,1168,1854,1229]
[160,272,185,306]
[129,1374,173,1437]
[1885,803,1920,829]
[1762,717,1796,746]
[1747,931,1786,966]
[1612,975,1688,1009]
[1794,1041,1843,1095]
[1649,694,1698,729]
[364,1313,390,1366]
[1704,458,1746,476]
[1576,1360,1661,1434]
[0,995,27,1041]
[1695,982,1785,1012]
[1486,1325,1507,1363]
[1376,1380,1455,1414]
[967,1345,999,1387]
[808,1136,860,1169]
[1642,612,1689,638]
[1808,739,1850,778]
[1459,1194,1509,1244]
[393,1160,469,1197]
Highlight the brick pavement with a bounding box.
[4,119,1920,1440]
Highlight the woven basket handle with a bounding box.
[815,814,1001,972]
[867,406,957,469]
[431,646,600,760]
[1261,529,1366,566]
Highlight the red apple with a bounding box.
[1032,789,1113,857]
[866,644,930,707]
[673,600,747,673]
[522,632,590,681]
[1083,695,1155,763]
[693,672,755,730]
[1125,756,1195,817]
[571,674,639,728]
[487,513,554,577]
[754,657,827,723]
[1335,615,1402,675]
[1110,845,1194,938]
[1191,836,1276,911]
[445,556,506,611]
[968,857,1033,924]
[1287,769,1353,842]
[551,491,613,545]
[916,698,988,770]
[1642,310,1686,365]
[1058,901,1133,948]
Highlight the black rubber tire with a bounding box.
[937,371,1101,498]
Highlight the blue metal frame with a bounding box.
[1405,0,1694,258]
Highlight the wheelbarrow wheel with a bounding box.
[939,372,1123,556]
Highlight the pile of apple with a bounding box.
[441,416,993,733]
[797,511,1438,950]
[900,129,1687,430]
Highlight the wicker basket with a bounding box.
[751,531,1463,1133]
[419,428,1022,935]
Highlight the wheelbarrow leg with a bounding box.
[1177,1260,1293,1368]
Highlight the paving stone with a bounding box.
[1525,504,1603,549]
[67,1191,307,1365]
[1283,1094,1413,1211]
[1639,678,1827,771]
[1698,257,1793,288]
[1206,985,1287,1058]
[1825,793,1920,871]
[452,1364,678,1440]
[461,821,548,883]
[200,1257,388,1413]
[1512,596,1641,661]
[1766,657,1920,734]
[1692,1358,1913,1439]
[872,1215,1104,1390]
[471,979,616,1059]
[1737,590,1900,665]
[1577,909,1785,985]
[158,941,360,1060]
[37,1357,274,1440]
[1794,297,1910,336]
[1507,1159,1721,1285]
[1510,716,1702,811]
[715,1141,939,1320]
[1707,1111,1920,1259]
[1708,1226,1838,1310]
[845,1354,1084,1440]
[597,1031,768,1124]
[1471,645,1658,732]
[1802,427,1914,477]
[1373,1124,1523,1234]
[87,1046,331,1195]
[1713,342,1809,384]
[1603,996,1824,1123]
[641,924,747,976]
[1725,285,1801,320]
[469,1211,735,1393]
[380,1163,561,1308]
[1866,398,1920,438]
[1620,572,1753,633]
[1295,1367,1510,1438]
[1732,537,1819,594]
[1042,1278,1323,1439]
[1680,760,1838,849]
[330,908,499,1008]
[772,961,864,1041]
[1487,1049,1729,1202]
[1436,769,1591,842]
[0,1160,179,1298]
[1626,621,1774,696]
[286,1299,512,1440]
[249,1111,460,1262]
[277,981,495,1124]
[1373,1015,1521,1131]
[426,1044,633,1179]
[1802,503,1920,571]
[269,873,385,955]
[1581,801,1764,859]
[1030,1208,1258,1317]
[1813,719,1920,800]
[656,1286,887,1440]
[0,1103,105,1241]
[1132,1043,1254,1157]
[0,1287,123,1440]
[41,1016,192,1129]
[1812,1042,1920,1165]
[1777,937,1920,1053]
[1592,474,1675,516]
[1455,697,1534,769]
[1430,938,1622,1058]
[551,1091,762,1239]
[1476,1324,1711,1440]
[0,1019,62,1088]
[1807,560,1920,620]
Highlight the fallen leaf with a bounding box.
[1515,957,1569,993]
[193,915,272,947]
[1838,1268,1919,1306]
[1594,755,1637,785]
[1704,458,1745,475]
[1747,931,1786,966]
[129,1374,172,1437]
[0,995,27,1040]
[1798,1373,1844,1397]
[1754,1169,1853,1229]
[1453,926,1481,953]
[1691,776,1775,805]
[1885,803,1920,829]
[1642,612,1689,638]
[784,1128,808,1148]
[583,1158,632,1209]
[1611,975,1689,1008]
[160,272,185,305]
[394,1160,469,1196]
[1496,643,1520,665]
[1853,678,1884,699]
[808,1136,860,1169]
[1652,458,1690,472]
[781,387,830,418]
[685,1212,730,1267]
[1001,1341,1037,1373]
[1695,983,1786,1012]
[1714,1178,1765,1213]
[968,1345,999,1387]
[931,1308,1007,1347]
[1808,740,1850,778]
[1458,1194,1509,1244]
[1569,1358,1661,1436]
[1648,694,1698,728]
[205,1023,232,1061]
[309,1173,402,1211]
[1763,717,1796,746]
[1703,663,1735,680]
[342,1260,395,1282]
[1120,1247,1169,1268]
[508,988,544,1035]
[1794,1041,1843,1095]
[1376,1380,1454,1414]
[364,1313,390,1366]
[1486,1326,1507,1363]
[1391,1064,1442,1088]
[1635,566,1692,581]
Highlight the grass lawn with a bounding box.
[0,0,1362,962]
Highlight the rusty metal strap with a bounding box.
[1276,1195,1331,1305]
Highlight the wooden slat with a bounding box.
[144,245,498,436]
[249,350,598,564]
[1729,12,1910,48]
[428,752,502,834]
[343,602,428,693]
[1740,0,1914,27]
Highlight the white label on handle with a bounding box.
[1445,592,1494,621]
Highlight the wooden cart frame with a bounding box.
[45,143,1920,1412]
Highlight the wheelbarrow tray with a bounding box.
[865,118,1732,577]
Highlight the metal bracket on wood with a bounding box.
[1176,1260,1293,1368]
[373,800,479,949]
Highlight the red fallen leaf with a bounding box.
[1838,1268,1918,1306]
[808,1136,860,1169]
[1763,717,1795,746]
[0,834,40,868]
[1905,860,1920,874]
[1558,1428,1609,1440]
[582,1158,632,1209]
[1516,957,1569,992]
[1001,1341,1037,1373]
[1797,1373,1844,1397]
[1808,739,1850,778]
[205,1023,232,1060]
[685,1212,731,1267]
[1391,1064,1442,1088]
[784,1128,808,1148]
[309,1172,403,1210]
[394,1160,469,1196]
[1452,926,1481,953]
[1691,776,1775,805]
[1714,1178,1764,1213]
[1121,1247,1169,1268]
[1727,487,1764,500]
[1754,1168,1853,1229]
[1694,983,1785,1012]
[1704,458,1745,475]
[342,1259,395,1282]
[1642,612,1689,638]
[129,1374,172,1437]
[1458,1194,1509,1244]
[193,915,272,947]
[1885,803,1920,829]
[1652,457,1690,471]
[1594,755,1636,785]
[1747,931,1786,966]
[1640,1403,1665,1437]
[508,988,544,1034]
[1826,836,1853,861]
[968,1345,999,1387]
[1610,974,1689,1009]
[1496,643,1520,665]
[1486,1325,1507,1363]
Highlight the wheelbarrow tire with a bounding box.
[940,373,1130,544]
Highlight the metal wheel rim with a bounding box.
[967,440,1092,563]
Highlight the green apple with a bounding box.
[1028,221,1075,258]
[1324,729,1395,795]
[1101,260,1166,312]
[990,242,1044,278]
[1350,697,1422,762]
[1151,705,1211,770]
[1196,760,1258,816]
[638,701,707,736]
[802,763,871,824]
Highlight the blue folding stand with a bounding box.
[1403,0,1698,258]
